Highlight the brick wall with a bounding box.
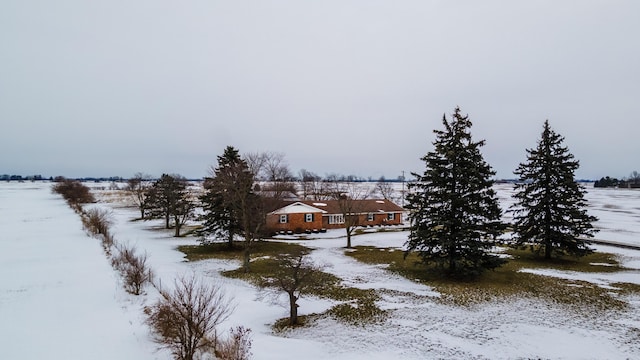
[266,212,323,233]
[267,211,404,234]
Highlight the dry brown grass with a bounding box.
[346,246,637,310]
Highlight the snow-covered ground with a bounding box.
[1,182,639,359]
[0,182,157,359]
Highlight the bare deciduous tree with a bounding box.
[327,181,370,248]
[298,169,330,200]
[236,191,267,273]
[171,196,196,237]
[629,170,640,186]
[126,172,151,219]
[375,176,395,201]
[243,152,268,180]
[261,253,328,326]
[146,275,234,360]
[245,151,296,200]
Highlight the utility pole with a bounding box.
[401,170,405,208]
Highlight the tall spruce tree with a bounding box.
[406,107,505,277]
[511,120,597,259]
[200,146,264,272]
[199,146,246,248]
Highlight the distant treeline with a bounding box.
[1,174,47,181]
[1,174,127,182]
[6,172,636,186]
[2,173,613,185]
[1,173,408,183]
[594,171,640,188]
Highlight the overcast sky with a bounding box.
[1,1,638,180]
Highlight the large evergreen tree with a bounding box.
[406,107,505,277]
[199,146,246,248]
[200,146,264,272]
[511,120,597,259]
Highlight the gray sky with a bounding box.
[1,1,638,180]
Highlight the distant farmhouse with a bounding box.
[266,199,405,234]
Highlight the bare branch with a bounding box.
[146,275,234,360]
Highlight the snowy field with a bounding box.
[1,181,639,359]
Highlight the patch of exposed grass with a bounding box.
[504,247,622,273]
[313,285,386,325]
[353,226,406,236]
[614,282,640,295]
[327,298,387,326]
[178,241,387,326]
[346,246,635,311]
[179,241,309,262]
[271,315,312,332]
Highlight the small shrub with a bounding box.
[52,179,95,205]
[80,208,116,253]
[82,208,112,237]
[215,326,252,360]
[113,244,153,295]
[145,275,234,360]
[100,233,116,255]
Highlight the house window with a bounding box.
[279,214,288,223]
[387,213,395,221]
[305,213,313,222]
[367,213,374,221]
[328,214,344,224]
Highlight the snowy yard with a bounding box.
[1,182,639,359]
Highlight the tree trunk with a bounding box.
[448,231,457,273]
[346,228,352,248]
[289,292,298,325]
[545,205,552,260]
[243,247,251,273]
[227,231,234,249]
[545,237,552,260]
[174,222,181,237]
[165,213,170,229]
[449,246,456,273]
[184,348,194,360]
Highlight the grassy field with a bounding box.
[346,246,640,310]
[179,240,640,325]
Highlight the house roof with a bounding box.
[267,202,327,215]
[268,199,405,215]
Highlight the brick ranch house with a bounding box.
[265,199,406,234]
